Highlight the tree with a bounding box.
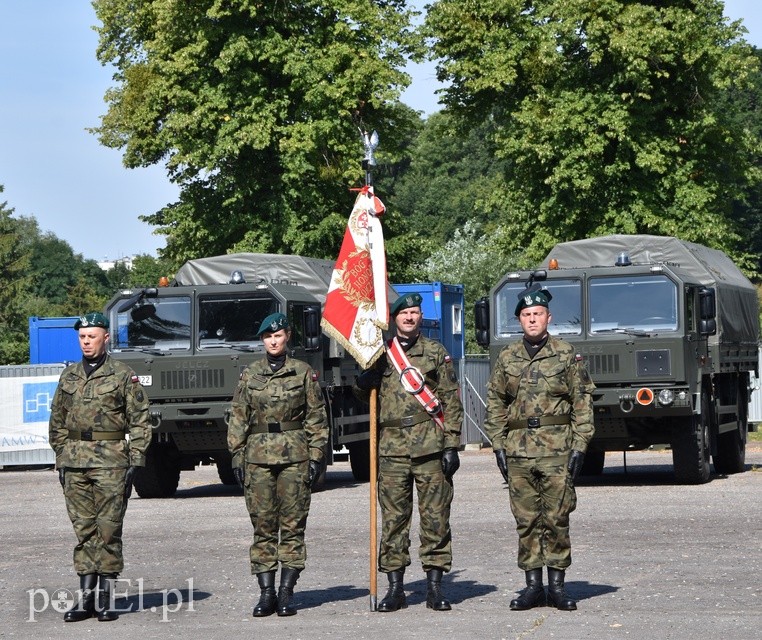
[0,188,33,363]
[390,110,509,248]
[128,253,173,287]
[92,0,423,267]
[417,220,526,352]
[425,0,762,272]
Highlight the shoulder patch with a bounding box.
[131,374,139,383]
[311,371,319,382]
[575,353,583,362]
[444,354,452,364]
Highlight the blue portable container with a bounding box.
[392,283,465,360]
[28,316,80,364]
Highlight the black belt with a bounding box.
[67,430,125,441]
[251,421,302,434]
[507,415,571,430]
[380,411,431,429]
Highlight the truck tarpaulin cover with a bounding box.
[172,253,336,303]
[540,234,760,346]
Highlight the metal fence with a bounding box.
[459,356,491,446]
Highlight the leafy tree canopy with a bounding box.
[425,0,762,273]
[92,0,424,268]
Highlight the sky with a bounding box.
[0,1,759,263]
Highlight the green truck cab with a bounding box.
[105,253,373,497]
[475,235,759,483]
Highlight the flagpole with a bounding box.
[369,387,378,612]
[361,128,380,612]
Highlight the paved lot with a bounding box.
[1,447,760,640]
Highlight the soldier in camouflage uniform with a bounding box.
[48,311,151,622]
[228,312,328,618]
[484,288,595,611]
[357,293,463,612]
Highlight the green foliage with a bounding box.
[92,0,424,268]
[0,189,32,364]
[389,110,509,249]
[425,0,762,273]
[129,253,173,287]
[0,186,172,363]
[416,220,527,352]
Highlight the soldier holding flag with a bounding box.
[356,293,464,612]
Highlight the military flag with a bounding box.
[321,185,389,369]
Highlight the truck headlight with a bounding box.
[657,389,674,406]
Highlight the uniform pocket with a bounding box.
[95,379,124,412]
[504,363,525,399]
[543,364,569,396]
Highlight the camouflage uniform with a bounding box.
[484,336,595,570]
[228,355,328,573]
[48,356,151,575]
[367,335,463,574]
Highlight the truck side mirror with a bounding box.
[699,287,717,336]
[304,305,322,351]
[474,297,490,348]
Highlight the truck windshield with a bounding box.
[495,278,582,337]
[198,294,277,347]
[589,275,678,333]
[113,296,191,351]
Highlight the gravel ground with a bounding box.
[1,446,760,640]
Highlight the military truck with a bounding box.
[105,253,376,498]
[475,235,759,484]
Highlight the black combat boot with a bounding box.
[546,567,577,611]
[252,570,277,617]
[63,573,97,622]
[509,568,546,611]
[425,568,452,611]
[276,567,300,617]
[377,570,407,612]
[97,573,119,621]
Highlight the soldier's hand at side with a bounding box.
[494,449,510,484]
[58,467,65,488]
[308,460,323,490]
[567,450,585,480]
[233,466,245,488]
[124,466,137,500]
[441,448,460,480]
[357,368,382,391]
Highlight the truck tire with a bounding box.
[580,450,605,476]
[215,455,238,486]
[133,445,181,498]
[348,440,371,482]
[672,389,712,484]
[713,380,747,475]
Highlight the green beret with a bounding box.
[256,312,290,337]
[390,293,423,316]
[74,312,109,330]
[514,289,553,316]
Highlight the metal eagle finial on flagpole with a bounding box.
[361,128,379,187]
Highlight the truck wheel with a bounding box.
[713,380,747,475]
[133,445,181,498]
[215,455,238,486]
[672,390,712,484]
[580,450,605,476]
[348,440,371,482]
